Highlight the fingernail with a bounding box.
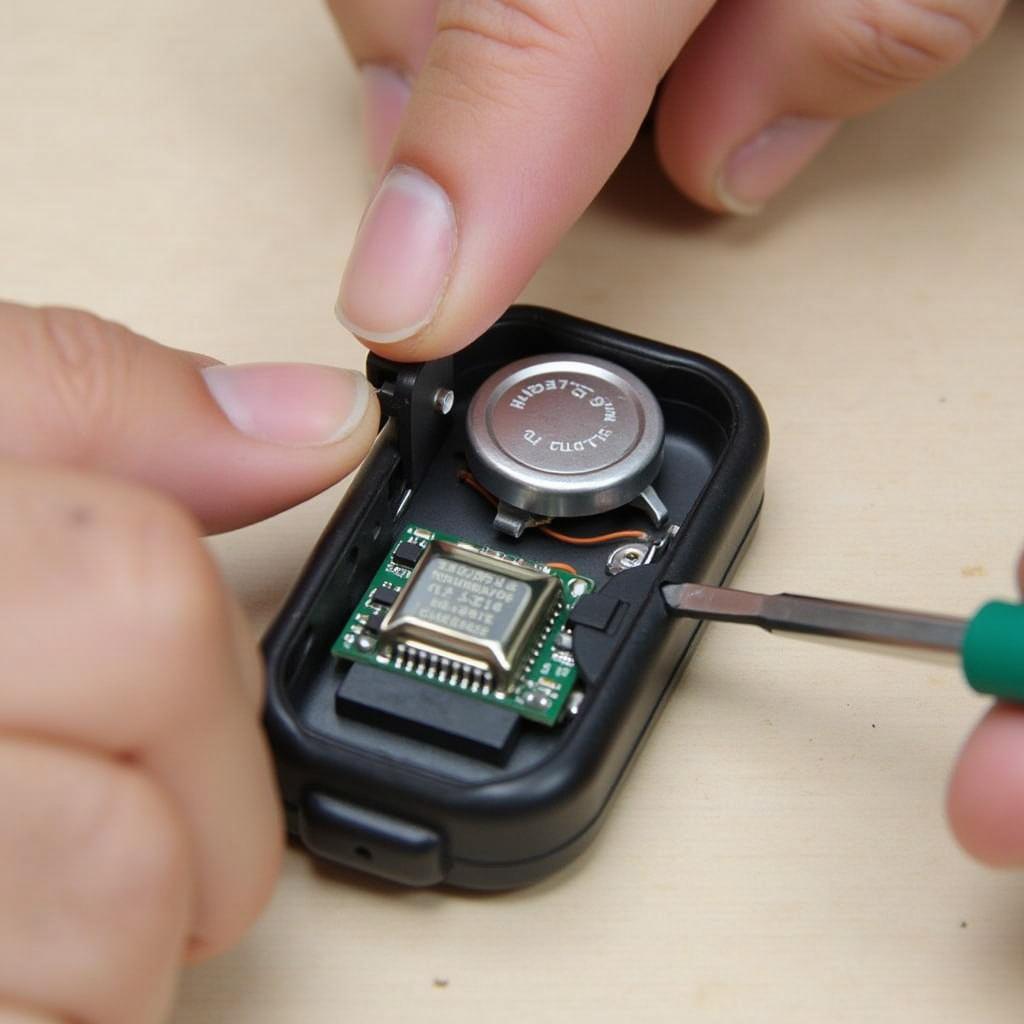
[361,65,411,173]
[335,165,456,344]
[202,364,371,446]
[714,116,841,216]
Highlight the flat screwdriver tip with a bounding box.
[661,583,767,624]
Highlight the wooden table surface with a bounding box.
[4,2,1024,1021]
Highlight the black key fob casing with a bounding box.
[263,307,768,889]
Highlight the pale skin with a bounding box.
[1,1,1021,1021]
[0,304,380,1024]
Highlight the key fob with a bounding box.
[263,306,768,889]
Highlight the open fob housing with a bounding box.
[263,307,768,889]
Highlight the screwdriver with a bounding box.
[661,583,1024,702]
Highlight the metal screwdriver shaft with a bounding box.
[661,583,1024,703]
[662,583,968,653]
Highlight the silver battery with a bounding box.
[466,353,666,535]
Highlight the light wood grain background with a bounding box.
[3,2,1024,1021]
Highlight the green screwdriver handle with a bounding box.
[962,602,1024,703]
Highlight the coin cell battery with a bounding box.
[465,353,668,538]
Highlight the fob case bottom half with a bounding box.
[263,306,768,890]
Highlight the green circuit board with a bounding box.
[332,525,593,726]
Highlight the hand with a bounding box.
[948,552,1024,866]
[0,303,378,1024]
[327,0,1007,360]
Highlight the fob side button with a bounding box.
[299,790,447,887]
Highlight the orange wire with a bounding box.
[539,525,647,546]
[546,562,580,575]
[458,470,498,505]
[457,470,648,547]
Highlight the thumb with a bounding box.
[0,303,379,533]
[335,0,712,360]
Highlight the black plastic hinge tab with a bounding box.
[569,594,625,633]
[366,353,454,488]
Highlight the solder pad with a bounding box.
[333,525,593,726]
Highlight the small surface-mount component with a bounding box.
[364,610,387,634]
[370,586,398,607]
[333,525,593,726]
[465,353,668,537]
[392,541,424,569]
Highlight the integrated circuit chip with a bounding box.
[380,541,559,690]
[333,526,593,726]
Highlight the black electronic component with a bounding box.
[370,586,399,608]
[336,662,520,764]
[392,541,423,568]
